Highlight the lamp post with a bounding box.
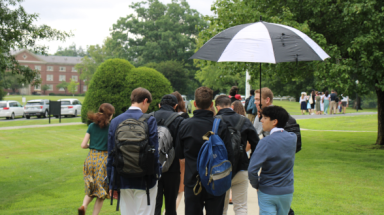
[355,80,359,112]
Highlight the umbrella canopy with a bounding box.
[190,21,330,63]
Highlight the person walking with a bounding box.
[246,89,257,123]
[152,94,185,215]
[176,87,233,215]
[323,91,330,115]
[320,92,325,115]
[107,87,161,215]
[78,103,115,215]
[310,90,316,114]
[248,106,297,215]
[306,93,312,115]
[299,92,307,115]
[215,96,259,215]
[330,90,337,114]
[315,92,321,115]
[341,94,349,114]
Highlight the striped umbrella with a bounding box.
[190,19,330,109]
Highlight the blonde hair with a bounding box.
[255,87,274,103]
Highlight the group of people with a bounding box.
[78,86,300,215]
[299,90,349,115]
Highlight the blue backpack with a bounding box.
[195,118,232,196]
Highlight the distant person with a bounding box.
[229,86,239,103]
[315,91,321,115]
[176,87,233,215]
[215,97,259,215]
[299,92,307,115]
[246,89,257,123]
[107,87,161,215]
[330,90,337,114]
[78,103,115,215]
[341,94,349,114]
[306,93,312,115]
[171,91,189,211]
[152,94,185,215]
[248,106,297,215]
[323,91,330,115]
[310,90,316,114]
[334,91,340,113]
[320,92,324,115]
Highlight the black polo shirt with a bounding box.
[216,108,259,175]
[176,109,233,188]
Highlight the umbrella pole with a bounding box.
[259,63,262,122]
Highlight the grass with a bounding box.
[0,113,383,214]
[3,95,85,104]
[0,117,82,128]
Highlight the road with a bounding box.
[0,116,81,122]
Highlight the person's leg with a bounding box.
[184,186,204,215]
[92,198,104,215]
[135,182,159,215]
[223,189,231,215]
[275,193,293,215]
[82,195,94,210]
[176,192,183,210]
[231,171,248,215]
[163,172,180,215]
[155,177,164,215]
[120,189,136,215]
[205,189,225,215]
[257,190,277,215]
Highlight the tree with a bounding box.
[67,79,79,96]
[145,61,189,94]
[54,44,87,57]
[110,0,208,66]
[56,81,69,94]
[41,84,50,95]
[75,44,106,86]
[199,0,384,145]
[0,0,71,100]
[3,73,26,93]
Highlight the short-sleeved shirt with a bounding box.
[330,93,336,101]
[87,123,109,151]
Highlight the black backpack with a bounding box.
[215,115,246,173]
[110,114,156,210]
[285,115,302,153]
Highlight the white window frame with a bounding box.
[72,67,77,72]
[46,75,53,81]
[47,66,53,71]
[59,75,66,82]
[83,86,87,92]
[59,66,66,72]
[59,88,65,92]
[35,85,41,90]
[71,75,78,82]
[35,74,41,80]
[47,84,53,91]
[35,65,41,71]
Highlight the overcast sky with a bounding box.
[21,0,215,55]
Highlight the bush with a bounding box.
[81,59,135,123]
[126,67,173,113]
[49,93,55,96]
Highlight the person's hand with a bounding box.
[109,190,112,197]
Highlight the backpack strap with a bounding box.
[139,113,151,122]
[212,118,220,135]
[234,116,246,132]
[164,112,180,127]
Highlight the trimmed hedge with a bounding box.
[126,67,172,113]
[81,59,135,123]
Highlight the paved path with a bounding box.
[292,111,376,120]
[0,122,83,130]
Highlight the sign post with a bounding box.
[22,97,26,106]
[49,101,61,124]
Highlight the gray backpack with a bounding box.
[150,112,180,173]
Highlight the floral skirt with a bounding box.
[83,149,110,199]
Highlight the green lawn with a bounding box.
[0,115,383,214]
[0,117,82,128]
[3,95,85,104]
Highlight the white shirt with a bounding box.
[129,106,142,111]
[270,127,284,134]
[341,96,349,102]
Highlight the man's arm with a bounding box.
[248,140,268,189]
[148,116,161,178]
[175,121,185,159]
[219,122,233,166]
[107,122,115,189]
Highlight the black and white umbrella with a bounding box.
[190,20,330,109]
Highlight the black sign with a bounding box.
[49,101,61,123]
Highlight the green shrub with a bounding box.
[49,93,55,96]
[126,67,173,113]
[81,59,135,123]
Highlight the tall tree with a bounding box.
[3,73,27,93]
[110,0,208,66]
[75,44,106,86]
[0,0,72,100]
[56,81,69,94]
[67,79,79,96]
[54,44,87,57]
[198,0,384,145]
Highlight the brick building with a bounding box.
[10,49,86,95]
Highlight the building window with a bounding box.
[75,86,78,92]
[83,86,87,92]
[47,66,53,71]
[35,74,41,80]
[35,65,41,71]
[59,66,66,72]
[59,88,65,91]
[23,54,27,59]
[59,75,66,81]
[47,75,53,81]
[71,75,78,82]
[72,67,77,72]
[47,84,53,91]
[35,85,41,90]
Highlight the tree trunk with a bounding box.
[376,88,384,145]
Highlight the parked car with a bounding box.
[24,99,50,119]
[56,99,82,117]
[0,100,25,120]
